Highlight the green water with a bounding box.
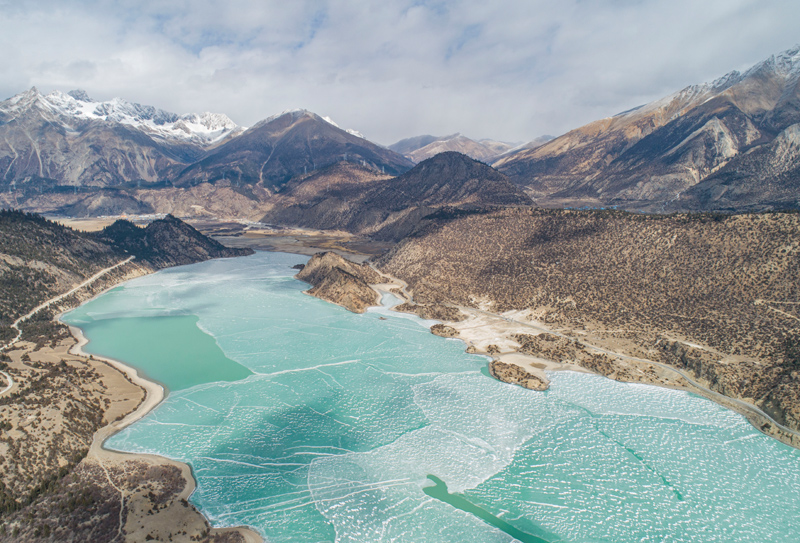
[62,252,800,542]
[75,314,251,391]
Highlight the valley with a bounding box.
[0,40,798,543]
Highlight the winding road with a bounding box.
[0,370,12,395]
[0,256,135,398]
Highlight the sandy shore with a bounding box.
[363,267,800,450]
[369,273,593,377]
[68,326,164,435]
[61,301,264,542]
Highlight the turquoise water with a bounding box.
[63,252,800,542]
[71,314,251,390]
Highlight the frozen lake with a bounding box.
[63,251,800,542]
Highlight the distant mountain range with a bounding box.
[261,151,532,240]
[389,133,529,163]
[0,90,411,200]
[1,45,799,218]
[494,45,800,212]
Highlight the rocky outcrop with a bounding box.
[295,252,381,313]
[430,324,459,338]
[489,360,549,391]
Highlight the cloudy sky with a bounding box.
[1,0,798,145]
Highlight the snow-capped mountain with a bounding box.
[0,88,409,203]
[0,88,241,145]
[261,108,366,138]
[2,44,799,217]
[495,44,800,212]
[175,108,412,191]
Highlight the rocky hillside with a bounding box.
[0,210,122,344]
[0,209,253,541]
[296,252,382,313]
[94,214,251,268]
[0,210,251,342]
[262,152,532,240]
[495,45,800,212]
[377,208,800,432]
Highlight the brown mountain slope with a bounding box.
[175,110,413,192]
[0,211,251,342]
[0,210,252,541]
[495,46,800,212]
[376,208,800,433]
[261,152,532,240]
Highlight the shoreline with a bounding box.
[58,276,264,543]
[51,244,797,540]
[366,268,800,449]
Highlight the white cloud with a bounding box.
[0,0,798,145]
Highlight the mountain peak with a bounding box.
[738,44,800,82]
[763,44,800,73]
[382,151,532,208]
[264,108,315,124]
[397,134,515,164]
[5,87,42,109]
[257,108,365,138]
[67,89,93,102]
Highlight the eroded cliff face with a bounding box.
[295,252,382,313]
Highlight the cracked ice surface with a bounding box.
[64,252,800,542]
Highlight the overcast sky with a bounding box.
[1,0,798,145]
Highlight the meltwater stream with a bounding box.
[63,252,800,542]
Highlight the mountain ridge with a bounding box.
[260,151,532,240]
[2,44,799,217]
[493,44,800,212]
[0,87,242,145]
[390,133,519,163]
[174,109,413,191]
